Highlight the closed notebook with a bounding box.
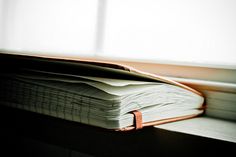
[0,53,205,131]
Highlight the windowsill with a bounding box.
[155,116,236,143]
[1,105,235,156]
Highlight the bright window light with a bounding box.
[1,0,98,56]
[0,0,3,48]
[102,0,236,66]
[1,0,236,67]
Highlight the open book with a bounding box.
[0,53,204,131]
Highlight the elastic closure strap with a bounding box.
[132,110,143,130]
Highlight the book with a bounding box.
[0,53,205,131]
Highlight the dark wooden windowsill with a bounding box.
[0,106,235,156]
[0,107,236,156]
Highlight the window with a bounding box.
[0,0,98,56]
[1,0,236,66]
[102,0,236,66]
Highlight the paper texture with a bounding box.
[0,53,205,130]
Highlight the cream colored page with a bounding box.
[15,70,164,96]
[23,69,158,86]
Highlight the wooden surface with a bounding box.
[0,106,235,156]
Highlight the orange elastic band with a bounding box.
[132,110,143,130]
